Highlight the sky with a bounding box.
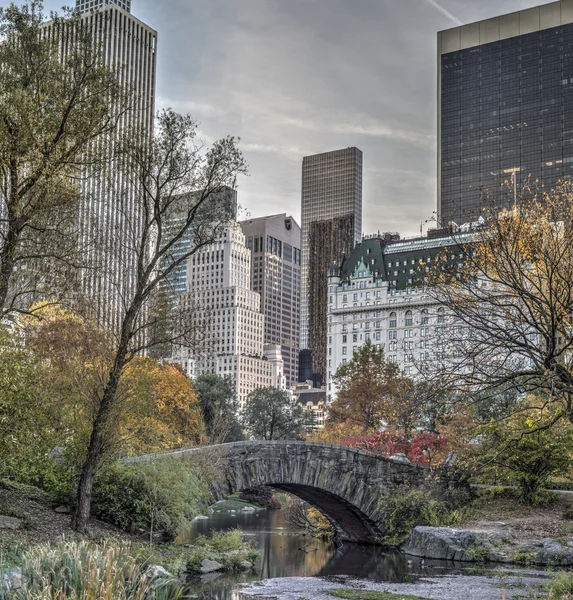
[5,0,552,236]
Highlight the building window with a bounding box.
[405,310,413,326]
[421,309,429,325]
[438,307,445,324]
[389,312,397,328]
[342,347,347,355]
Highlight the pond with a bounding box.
[178,508,526,600]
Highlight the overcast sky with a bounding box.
[7,0,551,236]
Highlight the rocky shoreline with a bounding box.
[402,525,573,566]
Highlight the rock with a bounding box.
[54,506,72,514]
[402,527,573,567]
[0,515,23,530]
[402,526,481,562]
[389,453,411,464]
[517,539,573,566]
[192,515,209,521]
[2,568,23,594]
[199,559,224,574]
[242,506,256,512]
[240,560,254,570]
[144,565,172,581]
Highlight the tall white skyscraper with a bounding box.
[240,214,301,388]
[175,223,286,408]
[72,0,157,333]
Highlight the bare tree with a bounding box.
[72,109,246,533]
[427,186,573,428]
[0,1,127,319]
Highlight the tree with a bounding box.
[119,359,206,456]
[471,397,573,505]
[72,109,246,532]
[242,388,306,441]
[0,1,126,318]
[428,187,573,431]
[329,340,401,433]
[194,374,243,444]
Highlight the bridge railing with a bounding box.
[125,440,429,471]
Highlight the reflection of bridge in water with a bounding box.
[131,441,428,543]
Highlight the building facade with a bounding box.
[240,214,301,388]
[326,230,474,399]
[174,223,286,408]
[72,0,157,334]
[291,382,327,429]
[438,0,573,226]
[300,147,363,386]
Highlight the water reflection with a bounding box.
[179,509,473,600]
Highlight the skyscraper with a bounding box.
[175,223,286,408]
[76,0,131,12]
[72,0,157,333]
[240,214,301,388]
[439,1,573,226]
[299,147,363,386]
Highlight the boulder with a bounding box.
[144,565,172,581]
[199,559,224,574]
[0,516,23,531]
[240,560,254,570]
[54,506,72,514]
[517,539,573,566]
[242,506,256,512]
[192,515,209,521]
[402,526,573,567]
[402,526,482,562]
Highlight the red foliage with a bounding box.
[340,431,450,467]
[410,432,450,467]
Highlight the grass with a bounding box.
[328,591,431,600]
[0,539,185,599]
[546,571,573,600]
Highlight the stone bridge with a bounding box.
[130,441,430,543]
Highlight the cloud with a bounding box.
[422,0,464,25]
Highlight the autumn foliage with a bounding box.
[338,432,450,467]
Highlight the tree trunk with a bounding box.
[72,306,139,532]
[0,214,22,317]
[72,373,121,533]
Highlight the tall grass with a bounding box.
[1,540,184,599]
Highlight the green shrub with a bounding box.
[93,458,212,540]
[378,485,468,547]
[0,540,184,599]
[185,529,258,574]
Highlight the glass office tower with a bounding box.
[439,2,573,226]
[299,147,362,386]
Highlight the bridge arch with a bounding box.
[137,441,429,543]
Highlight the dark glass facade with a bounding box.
[440,24,573,226]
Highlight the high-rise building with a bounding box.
[71,0,157,333]
[438,1,573,226]
[239,214,301,388]
[76,0,131,12]
[300,147,363,386]
[175,223,286,408]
